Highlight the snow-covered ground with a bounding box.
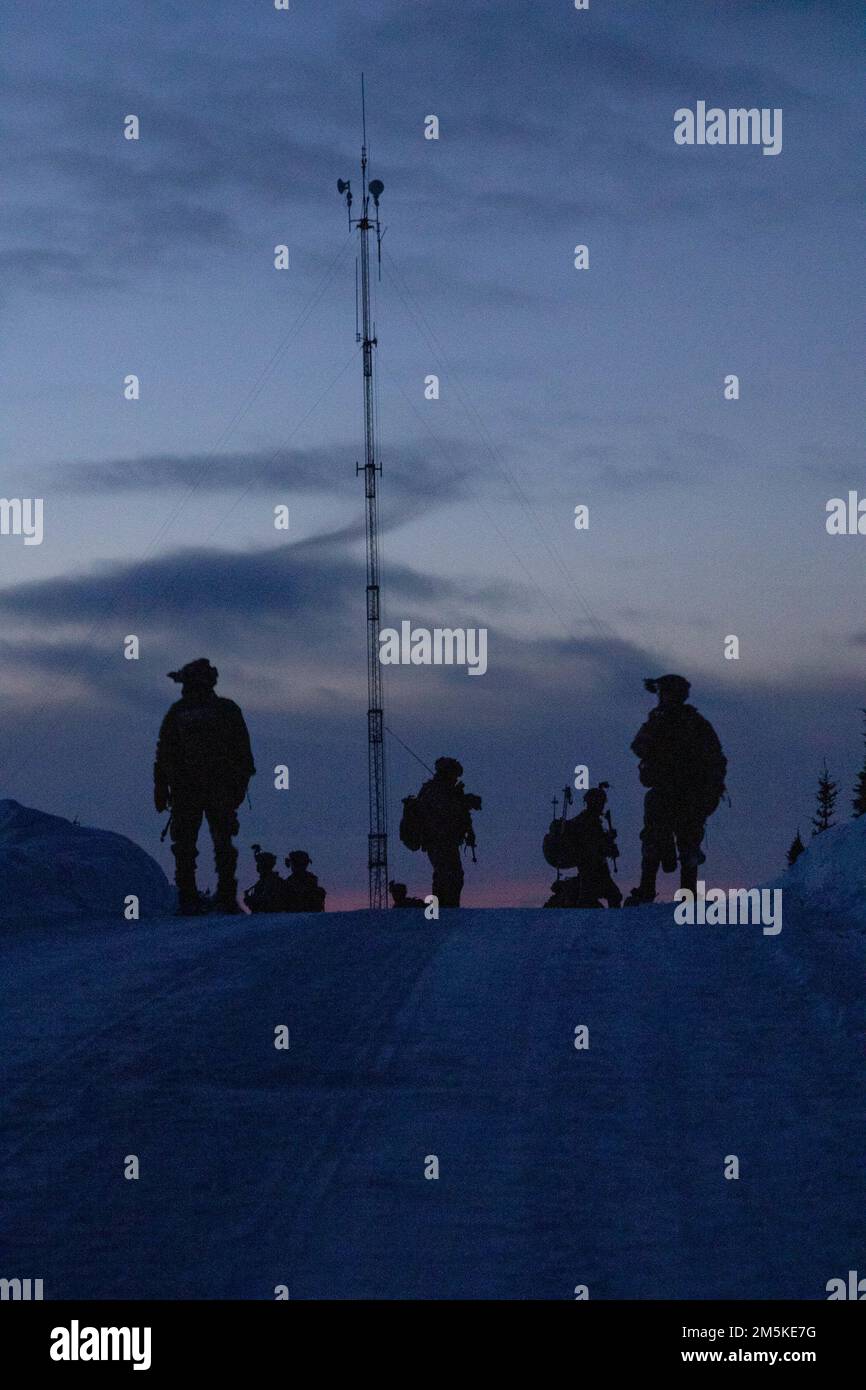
[1,821,864,1299]
[771,812,866,921]
[0,799,172,919]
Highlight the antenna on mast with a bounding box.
[337,78,389,910]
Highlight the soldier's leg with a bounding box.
[430,846,464,907]
[676,814,706,896]
[170,803,204,911]
[576,864,603,908]
[206,805,241,911]
[602,869,623,908]
[634,790,665,900]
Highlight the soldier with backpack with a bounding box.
[571,784,622,908]
[154,658,255,916]
[624,674,727,906]
[542,783,621,908]
[243,845,285,914]
[399,756,481,908]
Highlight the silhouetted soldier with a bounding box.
[625,675,727,905]
[414,756,481,908]
[243,845,285,914]
[154,658,255,915]
[282,850,326,913]
[571,784,622,908]
[389,880,425,909]
[542,784,620,908]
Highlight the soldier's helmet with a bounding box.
[583,784,608,812]
[389,880,408,901]
[286,850,311,870]
[252,844,277,873]
[168,657,218,688]
[435,756,463,778]
[644,673,690,703]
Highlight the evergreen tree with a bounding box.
[786,830,805,868]
[852,709,866,817]
[812,761,838,836]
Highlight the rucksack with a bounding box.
[543,818,581,870]
[635,706,726,812]
[399,795,424,852]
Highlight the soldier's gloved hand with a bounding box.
[154,786,170,814]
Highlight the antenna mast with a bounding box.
[338,76,389,909]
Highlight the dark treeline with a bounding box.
[786,718,866,869]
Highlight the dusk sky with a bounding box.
[1,0,864,906]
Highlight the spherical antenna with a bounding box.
[369,178,384,203]
[337,178,349,194]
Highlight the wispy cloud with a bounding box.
[61,442,471,502]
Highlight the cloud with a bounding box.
[0,535,421,627]
[0,529,532,694]
[61,442,471,503]
[0,0,854,300]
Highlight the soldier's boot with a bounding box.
[215,882,244,914]
[431,850,464,908]
[214,866,243,914]
[176,881,207,916]
[174,849,205,916]
[625,858,659,907]
[213,836,243,914]
[679,862,699,896]
[606,879,623,909]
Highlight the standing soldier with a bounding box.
[403,756,481,908]
[625,675,727,906]
[154,658,255,916]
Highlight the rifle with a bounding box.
[595,780,618,870]
[457,782,481,862]
[605,808,619,870]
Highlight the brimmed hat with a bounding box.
[168,658,218,688]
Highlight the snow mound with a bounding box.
[771,815,866,922]
[0,799,173,919]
